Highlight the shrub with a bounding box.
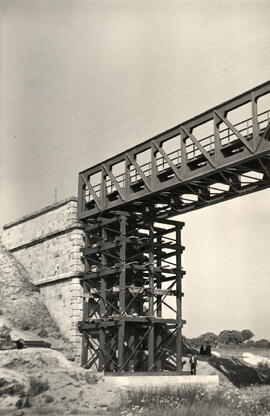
[254,339,270,348]
[244,340,256,348]
[241,329,254,342]
[259,395,270,411]
[44,394,54,404]
[191,332,218,347]
[21,322,30,331]
[257,361,270,382]
[84,372,103,384]
[218,330,243,345]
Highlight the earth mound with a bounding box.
[0,347,115,416]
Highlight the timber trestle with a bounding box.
[78,211,185,372]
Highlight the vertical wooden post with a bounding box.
[156,329,163,371]
[118,215,126,370]
[156,233,162,318]
[99,226,107,371]
[109,330,117,372]
[156,231,162,370]
[148,222,155,371]
[176,225,183,372]
[127,330,135,371]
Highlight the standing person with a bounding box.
[189,354,197,375]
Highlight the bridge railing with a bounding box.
[78,81,270,219]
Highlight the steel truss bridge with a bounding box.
[78,81,270,373]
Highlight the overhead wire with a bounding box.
[3,54,270,218]
[1,36,270,178]
[2,38,270,221]
[3,42,270,184]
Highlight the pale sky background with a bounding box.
[0,0,270,340]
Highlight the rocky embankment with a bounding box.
[0,344,118,416]
[0,242,60,339]
[0,241,119,415]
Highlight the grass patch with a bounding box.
[114,384,270,416]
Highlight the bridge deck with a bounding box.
[78,81,270,220]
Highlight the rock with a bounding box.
[0,325,11,338]
[84,372,103,384]
[0,370,28,409]
[0,348,74,370]
[16,392,31,409]
[66,353,75,362]
[0,325,15,350]
[0,376,25,396]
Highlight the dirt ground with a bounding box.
[0,327,230,416]
[1,344,270,415]
[0,346,121,416]
[0,318,119,416]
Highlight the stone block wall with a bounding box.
[2,197,85,359]
[38,277,83,349]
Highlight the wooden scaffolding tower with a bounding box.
[78,211,186,372]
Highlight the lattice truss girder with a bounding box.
[78,212,186,372]
[123,154,270,219]
[78,82,270,220]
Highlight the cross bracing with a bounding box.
[78,213,185,372]
[78,81,270,221]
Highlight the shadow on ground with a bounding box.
[205,356,268,387]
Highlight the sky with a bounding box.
[0,0,270,340]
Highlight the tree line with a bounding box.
[187,329,270,348]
